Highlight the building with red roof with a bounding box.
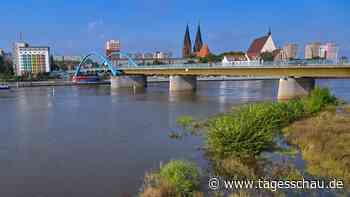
[247,29,277,60]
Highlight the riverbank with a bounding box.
[283,105,350,187]
[139,87,350,196]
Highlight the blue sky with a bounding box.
[0,0,349,57]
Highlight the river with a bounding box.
[0,79,349,197]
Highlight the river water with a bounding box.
[0,79,349,197]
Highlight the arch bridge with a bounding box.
[74,51,138,77]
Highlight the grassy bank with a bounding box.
[144,87,344,196]
[283,106,350,187]
[196,87,341,196]
[205,87,337,160]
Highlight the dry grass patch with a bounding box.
[343,105,350,113]
[283,109,350,187]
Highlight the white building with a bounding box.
[222,54,259,66]
[13,42,51,76]
[142,53,153,59]
[53,56,82,62]
[247,30,277,60]
[153,51,172,59]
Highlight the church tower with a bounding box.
[182,25,192,58]
[193,24,203,53]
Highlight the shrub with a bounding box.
[159,160,201,195]
[303,87,337,114]
[140,160,201,197]
[176,116,194,129]
[205,87,337,159]
[205,103,277,158]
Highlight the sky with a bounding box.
[0,0,349,57]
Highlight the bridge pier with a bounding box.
[169,75,197,92]
[278,77,315,100]
[110,75,147,89]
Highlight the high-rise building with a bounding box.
[193,24,203,53]
[182,25,192,58]
[12,42,51,76]
[323,43,339,61]
[106,40,121,59]
[305,42,322,59]
[305,42,338,61]
[283,44,298,60]
[13,42,27,73]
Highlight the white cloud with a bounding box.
[87,19,103,32]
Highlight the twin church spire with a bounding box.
[182,25,192,58]
[182,23,204,58]
[193,25,203,53]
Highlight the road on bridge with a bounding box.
[119,65,350,78]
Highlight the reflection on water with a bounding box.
[110,87,146,97]
[168,91,198,103]
[0,79,349,197]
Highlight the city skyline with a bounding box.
[0,0,349,57]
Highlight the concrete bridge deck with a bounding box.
[119,65,350,78]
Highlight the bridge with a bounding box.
[73,52,350,100]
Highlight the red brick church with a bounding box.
[182,24,210,58]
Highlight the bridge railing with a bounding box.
[118,59,346,69]
[67,60,349,74]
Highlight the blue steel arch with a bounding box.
[74,52,138,77]
[108,51,138,67]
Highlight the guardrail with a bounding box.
[66,61,350,73]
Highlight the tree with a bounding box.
[50,55,60,71]
[0,55,13,75]
[152,59,164,65]
[0,56,4,71]
[219,51,245,57]
[260,52,274,62]
[311,56,325,60]
[198,53,222,63]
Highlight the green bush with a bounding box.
[176,116,194,129]
[205,87,336,159]
[270,100,305,126]
[159,160,200,195]
[206,103,278,158]
[303,87,337,114]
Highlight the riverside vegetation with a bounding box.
[139,87,350,196]
[139,160,203,197]
[283,105,350,187]
[205,87,337,160]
